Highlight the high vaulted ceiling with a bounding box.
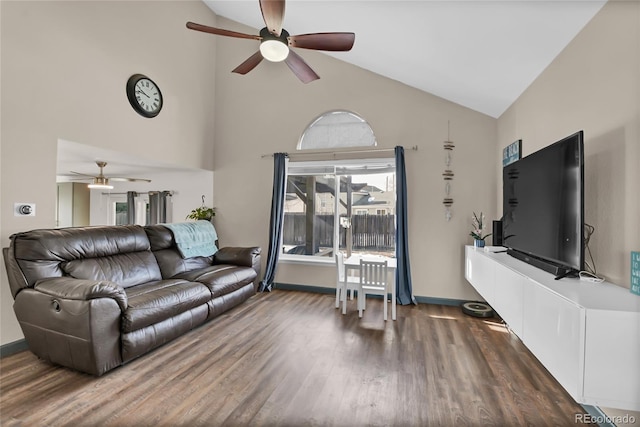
[203,0,607,118]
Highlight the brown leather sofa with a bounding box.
[2,224,261,376]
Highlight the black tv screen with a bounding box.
[502,131,584,276]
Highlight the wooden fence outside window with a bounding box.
[282,213,396,253]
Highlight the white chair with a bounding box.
[358,259,389,320]
[335,252,359,314]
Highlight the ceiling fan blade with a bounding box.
[110,177,152,183]
[284,50,320,84]
[232,51,264,75]
[260,0,285,36]
[68,171,94,177]
[288,32,355,51]
[186,22,261,41]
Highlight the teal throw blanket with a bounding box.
[162,220,218,259]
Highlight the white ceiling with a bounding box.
[203,0,606,118]
[58,0,606,176]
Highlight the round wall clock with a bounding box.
[126,74,163,118]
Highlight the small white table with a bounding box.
[343,254,397,320]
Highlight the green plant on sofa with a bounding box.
[186,195,215,221]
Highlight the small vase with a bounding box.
[474,239,485,248]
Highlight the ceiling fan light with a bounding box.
[88,177,113,190]
[87,184,114,190]
[260,39,289,62]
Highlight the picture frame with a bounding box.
[503,139,522,167]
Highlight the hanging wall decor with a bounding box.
[442,121,455,221]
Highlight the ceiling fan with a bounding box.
[67,161,152,190]
[186,0,355,83]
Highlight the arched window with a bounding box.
[281,111,394,262]
[297,110,376,150]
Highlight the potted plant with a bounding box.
[186,196,215,221]
[470,211,491,248]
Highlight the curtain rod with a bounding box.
[100,191,174,196]
[260,145,418,158]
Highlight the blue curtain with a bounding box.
[395,146,416,305]
[259,153,288,292]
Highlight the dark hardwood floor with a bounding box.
[1,290,588,426]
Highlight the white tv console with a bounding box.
[465,246,640,411]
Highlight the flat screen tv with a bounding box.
[502,131,584,279]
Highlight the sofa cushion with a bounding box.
[62,252,161,289]
[121,305,209,363]
[123,279,211,333]
[145,225,214,278]
[152,248,213,279]
[11,225,157,287]
[176,265,257,298]
[144,224,175,251]
[174,264,233,281]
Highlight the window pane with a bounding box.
[297,110,376,150]
[282,160,396,260]
[115,202,128,225]
[340,172,395,257]
[282,175,335,256]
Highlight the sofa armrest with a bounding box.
[14,281,124,375]
[34,277,128,311]
[215,246,262,290]
[214,247,261,268]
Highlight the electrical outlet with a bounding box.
[14,203,36,216]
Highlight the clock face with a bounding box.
[126,74,163,118]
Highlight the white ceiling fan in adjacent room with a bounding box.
[63,161,152,190]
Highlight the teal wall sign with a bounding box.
[632,251,640,296]
[503,139,522,167]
